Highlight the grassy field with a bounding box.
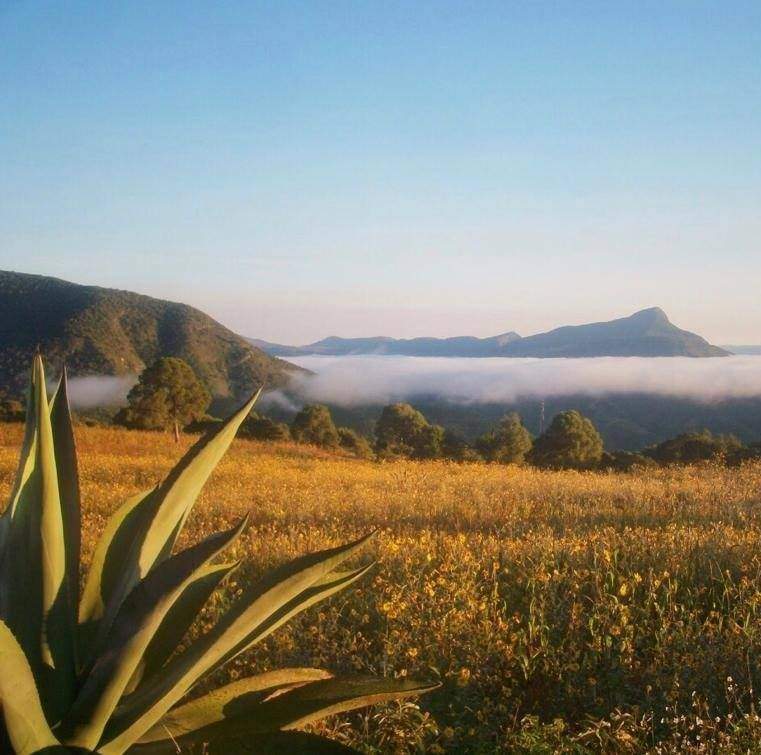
[1,423,760,753]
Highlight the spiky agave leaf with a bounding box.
[125,560,240,695]
[79,389,262,655]
[0,620,59,754]
[64,517,248,750]
[49,368,82,646]
[0,357,76,722]
[134,675,440,751]
[100,535,377,751]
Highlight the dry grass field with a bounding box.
[1,423,760,753]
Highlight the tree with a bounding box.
[240,412,291,442]
[115,357,210,439]
[374,403,444,459]
[646,430,743,465]
[338,427,374,459]
[291,404,339,447]
[475,412,532,464]
[529,410,604,470]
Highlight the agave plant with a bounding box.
[0,357,437,754]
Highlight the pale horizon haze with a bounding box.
[2,2,760,344]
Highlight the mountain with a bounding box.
[501,308,729,358]
[0,271,301,402]
[721,345,761,355]
[250,308,728,359]
[250,332,522,358]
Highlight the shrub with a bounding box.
[441,429,481,462]
[646,429,744,465]
[0,358,436,753]
[599,450,657,472]
[0,398,24,423]
[375,403,444,460]
[240,412,291,442]
[338,427,374,459]
[529,410,604,469]
[291,404,340,447]
[475,412,532,464]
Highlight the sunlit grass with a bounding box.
[1,423,759,752]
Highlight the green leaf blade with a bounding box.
[65,517,247,750]
[0,620,59,754]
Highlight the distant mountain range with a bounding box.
[0,271,300,403]
[251,308,729,359]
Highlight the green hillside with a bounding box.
[0,271,300,402]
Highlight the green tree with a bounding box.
[374,403,444,459]
[240,412,292,442]
[115,357,211,440]
[529,410,604,469]
[338,427,374,459]
[291,404,340,447]
[475,412,533,464]
[646,430,743,465]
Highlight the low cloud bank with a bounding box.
[65,376,137,409]
[287,355,761,407]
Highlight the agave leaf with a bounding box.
[256,676,440,731]
[100,535,375,753]
[125,560,240,695]
[133,676,435,752]
[64,517,248,750]
[105,565,373,753]
[137,668,333,744]
[135,730,358,754]
[0,620,59,754]
[78,488,156,631]
[49,368,82,636]
[79,389,261,647]
[0,357,75,721]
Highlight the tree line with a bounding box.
[3,356,759,469]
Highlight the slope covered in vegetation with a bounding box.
[0,270,300,403]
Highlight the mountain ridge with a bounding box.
[251,308,728,359]
[0,270,301,402]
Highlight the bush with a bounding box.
[646,430,743,465]
[240,412,291,442]
[599,450,657,472]
[338,427,374,459]
[441,429,481,462]
[728,441,761,466]
[375,403,444,459]
[291,404,340,447]
[475,412,533,464]
[184,414,223,434]
[529,410,604,470]
[0,398,24,423]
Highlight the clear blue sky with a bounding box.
[2,1,760,343]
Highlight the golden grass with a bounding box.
[1,423,760,752]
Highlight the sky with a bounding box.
[1,1,760,344]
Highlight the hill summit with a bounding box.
[252,308,729,359]
[0,270,300,401]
